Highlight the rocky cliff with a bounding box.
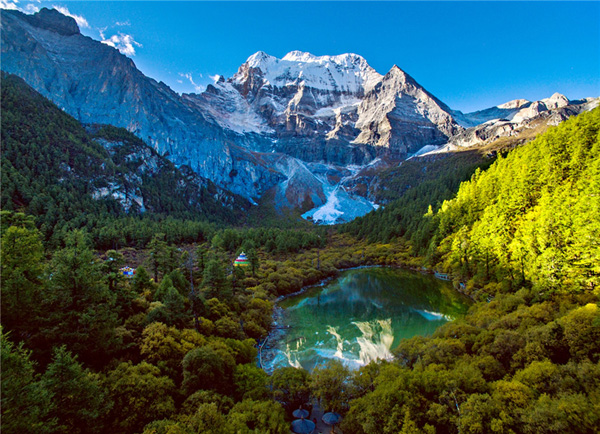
[1,8,280,199]
[0,72,247,222]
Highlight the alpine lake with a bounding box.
[260,267,472,373]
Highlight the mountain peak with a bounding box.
[542,92,570,109]
[281,51,369,66]
[23,8,80,36]
[388,65,410,75]
[282,50,317,62]
[384,65,416,86]
[245,51,277,68]
[549,92,568,99]
[245,50,374,71]
[234,50,381,94]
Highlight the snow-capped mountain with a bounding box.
[197,50,464,163]
[235,50,382,95]
[2,8,597,224]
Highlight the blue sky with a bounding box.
[3,1,599,112]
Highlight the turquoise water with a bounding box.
[261,267,471,372]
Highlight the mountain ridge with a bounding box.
[2,7,597,223]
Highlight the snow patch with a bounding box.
[191,80,273,134]
[313,97,362,118]
[407,144,440,159]
[302,184,374,225]
[301,161,376,225]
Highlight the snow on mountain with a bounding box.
[302,183,375,225]
[231,50,383,129]
[226,51,466,163]
[408,144,441,159]
[184,77,274,135]
[235,50,382,95]
[301,162,376,225]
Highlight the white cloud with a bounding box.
[52,5,89,29]
[0,0,19,10]
[24,2,38,12]
[209,74,222,83]
[101,32,142,56]
[179,72,204,93]
[115,20,130,27]
[1,0,39,13]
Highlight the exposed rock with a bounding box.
[87,125,247,214]
[448,96,599,148]
[21,8,80,36]
[264,156,327,211]
[0,8,277,199]
[353,66,463,157]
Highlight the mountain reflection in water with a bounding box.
[262,268,471,373]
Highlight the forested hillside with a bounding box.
[430,108,600,295]
[0,73,245,248]
[343,150,493,249]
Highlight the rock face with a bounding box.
[90,132,244,216]
[2,7,598,220]
[1,71,246,219]
[0,8,279,200]
[447,94,599,148]
[353,66,462,156]
[20,7,79,36]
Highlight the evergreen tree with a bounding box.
[1,221,45,339]
[202,259,229,299]
[41,231,122,367]
[148,233,168,282]
[41,346,108,434]
[247,248,259,277]
[1,332,56,434]
[102,249,125,291]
